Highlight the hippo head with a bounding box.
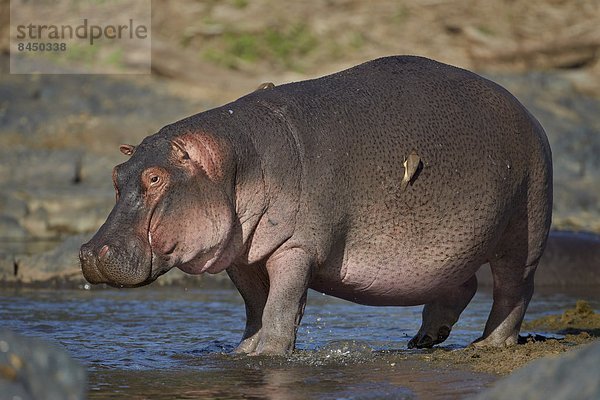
[80,131,239,287]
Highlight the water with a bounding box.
[1,286,598,399]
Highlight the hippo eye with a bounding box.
[143,168,165,189]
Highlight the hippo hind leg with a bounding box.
[473,256,536,347]
[408,275,477,349]
[474,198,549,347]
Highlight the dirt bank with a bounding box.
[418,301,599,375]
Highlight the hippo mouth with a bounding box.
[146,232,176,283]
[80,234,155,288]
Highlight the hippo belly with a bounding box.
[310,222,493,306]
[311,235,490,306]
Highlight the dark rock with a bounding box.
[0,253,17,282]
[0,329,87,400]
[473,341,600,400]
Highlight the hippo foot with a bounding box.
[408,325,451,349]
[235,332,294,356]
[470,333,519,348]
[234,336,260,354]
[248,335,294,356]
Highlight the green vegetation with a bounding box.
[44,41,125,71]
[476,25,495,36]
[350,32,366,49]
[201,24,318,71]
[64,42,100,64]
[392,4,410,24]
[231,0,249,9]
[106,48,124,69]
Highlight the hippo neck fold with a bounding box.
[229,96,303,265]
[170,97,303,267]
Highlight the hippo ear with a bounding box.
[171,140,190,161]
[172,134,229,181]
[255,82,275,91]
[119,144,135,156]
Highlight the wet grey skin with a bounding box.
[80,56,553,355]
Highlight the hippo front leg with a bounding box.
[227,264,269,354]
[252,247,312,355]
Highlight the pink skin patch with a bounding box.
[173,132,229,182]
[146,134,236,276]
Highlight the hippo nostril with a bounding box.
[98,244,110,260]
[79,243,93,263]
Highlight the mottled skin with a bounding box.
[80,56,552,355]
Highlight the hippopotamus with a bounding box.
[80,56,552,355]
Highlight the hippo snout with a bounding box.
[79,238,153,287]
[79,243,106,284]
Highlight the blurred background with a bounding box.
[0,2,599,398]
[0,0,599,286]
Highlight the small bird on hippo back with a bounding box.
[80,55,552,355]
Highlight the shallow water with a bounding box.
[1,286,598,399]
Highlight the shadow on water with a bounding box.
[0,286,598,399]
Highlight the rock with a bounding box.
[13,234,91,285]
[0,216,27,240]
[473,341,600,400]
[24,189,113,238]
[0,329,87,400]
[0,193,28,220]
[0,193,29,239]
[14,187,113,239]
[0,253,16,282]
[0,149,82,188]
[0,149,115,240]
